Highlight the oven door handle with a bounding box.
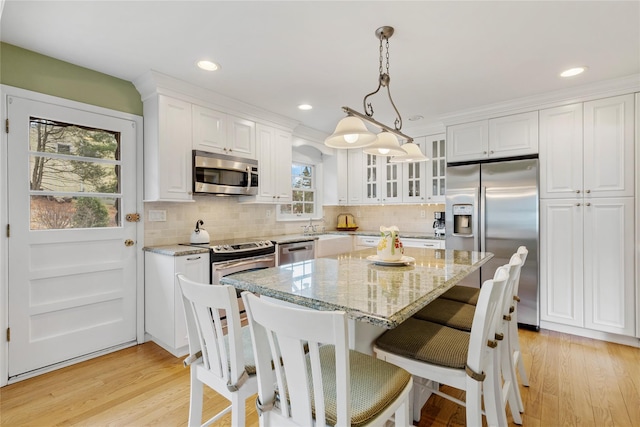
[216,256,275,271]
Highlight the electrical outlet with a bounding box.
[420,210,426,218]
[148,210,166,222]
[356,211,361,218]
[266,209,271,218]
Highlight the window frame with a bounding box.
[277,160,324,222]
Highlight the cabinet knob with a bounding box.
[586,189,591,194]
[586,202,591,206]
[576,190,580,194]
[483,151,487,154]
[490,150,494,154]
[576,203,581,206]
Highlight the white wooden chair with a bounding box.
[412,253,525,424]
[438,246,531,411]
[374,266,510,427]
[241,292,413,427]
[507,246,530,411]
[177,274,259,427]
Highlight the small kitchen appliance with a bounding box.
[433,211,445,237]
[336,213,358,231]
[190,220,211,244]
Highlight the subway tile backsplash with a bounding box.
[143,198,444,247]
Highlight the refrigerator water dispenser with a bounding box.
[453,204,473,236]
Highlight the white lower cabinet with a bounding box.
[541,198,635,336]
[354,236,444,250]
[401,238,445,249]
[145,251,209,356]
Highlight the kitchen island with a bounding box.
[221,247,493,352]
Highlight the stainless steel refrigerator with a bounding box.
[445,158,539,329]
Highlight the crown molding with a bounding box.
[403,122,446,138]
[133,70,300,130]
[439,74,640,125]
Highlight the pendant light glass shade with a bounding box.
[324,116,377,148]
[363,131,406,156]
[389,142,428,163]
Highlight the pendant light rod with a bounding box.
[342,106,414,143]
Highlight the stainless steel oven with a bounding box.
[182,238,275,325]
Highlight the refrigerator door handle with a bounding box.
[480,186,486,253]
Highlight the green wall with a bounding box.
[0,42,142,115]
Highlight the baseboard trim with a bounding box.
[540,321,640,348]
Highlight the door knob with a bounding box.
[124,239,135,247]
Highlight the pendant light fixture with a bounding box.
[363,130,406,156]
[325,26,427,162]
[389,141,428,163]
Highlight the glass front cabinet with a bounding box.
[402,134,446,203]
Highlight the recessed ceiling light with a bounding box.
[298,104,313,110]
[560,67,586,77]
[197,60,220,71]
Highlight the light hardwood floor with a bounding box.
[1,329,639,426]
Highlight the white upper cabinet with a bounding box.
[347,149,363,205]
[322,149,362,206]
[192,104,256,159]
[426,134,446,203]
[402,134,446,204]
[447,111,538,163]
[143,94,193,202]
[227,115,256,158]
[539,104,584,198]
[583,94,634,198]
[488,111,538,157]
[540,94,634,199]
[192,104,226,153]
[402,137,428,203]
[446,120,488,163]
[251,123,292,203]
[363,153,402,204]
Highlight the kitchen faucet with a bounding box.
[302,218,318,235]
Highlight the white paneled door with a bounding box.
[7,96,138,379]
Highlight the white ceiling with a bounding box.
[2,1,639,137]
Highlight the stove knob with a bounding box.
[214,245,223,251]
[223,245,231,250]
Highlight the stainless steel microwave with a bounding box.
[193,150,259,196]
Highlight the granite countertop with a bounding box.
[143,230,444,254]
[142,244,210,256]
[265,230,444,244]
[221,247,492,329]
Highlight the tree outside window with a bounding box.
[29,117,121,230]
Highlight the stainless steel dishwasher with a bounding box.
[277,240,315,265]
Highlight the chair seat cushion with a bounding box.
[307,345,411,427]
[375,317,470,370]
[224,325,257,375]
[440,285,480,305]
[413,298,475,332]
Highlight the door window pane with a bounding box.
[29,117,121,229]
